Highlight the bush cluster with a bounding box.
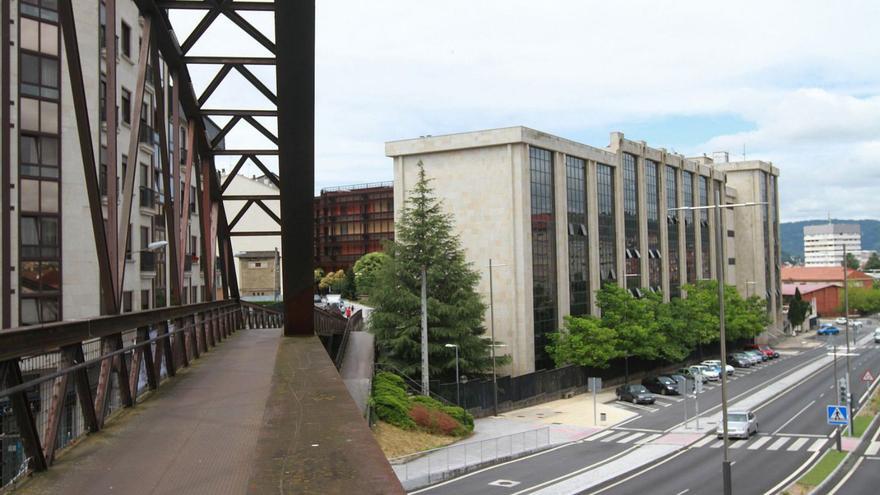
[371,372,474,437]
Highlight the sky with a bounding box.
[169,0,880,223]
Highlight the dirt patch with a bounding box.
[372,421,460,459]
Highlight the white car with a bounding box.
[689,365,720,381]
[702,360,735,376]
[717,410,758,439]
[874,328,880,344]
[835,317,848,325]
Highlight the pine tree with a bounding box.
[370,162,502,382]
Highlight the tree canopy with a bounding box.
[370,163,502,382]
[845,252,860,270]
[787,287,811,331]
[864,252,880,271]
[353,252,390,296]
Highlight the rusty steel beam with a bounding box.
[212,149,280,156]
[1,360,47,471]
[1,0,10,327]
[179,3,221,54]
[276,0,314,337]
[105,0,120,298]
[227,200,254,231]
[41,347,74,464]
[59,0,118,315]
[69,344,100,433]
[233,64,277,105]
[254,200,282,226]
[201,109,278,117]
[196,158,215,300]
[198,64,233,107]
[248,155,280,187]
[184,56,276,65]
[222,195,281,201]
[229,231,282,237]
[158,1,274,10]
[209,114,240,149]
[178,123,196,290]
[220,155,249,192]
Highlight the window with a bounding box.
[20,0,59,22]
[191,235,198,258]
[125,224,132,260]
[597,164,617,284]
[20,52,59,99]
[529,147,557,370]
[729,258,736,265]
[121,88,131,125]
[622,154,640,291]
[666,166,680,297]
[645,161,661,290]
[20,216,58,259]
[699,176,711,279]
[140,226,150,250]
[566,156,589,316]
[123,291,133,313]
[683,171,696,283]
[99,78,107,122]
[20,134,58,178]
[141,289,151,310]
[121,21,131,59]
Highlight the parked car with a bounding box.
[745,350,768,362]
[745,343,778,359]
[874,328,880,344]
[738,351,761,365]
[668,374,692,393]
[642,376,679,395]
[727,353,751,368]
[716,410,758,439]
[818,325,841,336]
[702,360,735,376]
[689,365,720,381]
[616,384,656,404]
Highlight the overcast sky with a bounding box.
[170,0,880,222]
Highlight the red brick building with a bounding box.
[782,283,841,317]
[314,182,394,273]
[780,266,874,289]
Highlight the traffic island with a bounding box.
[787,450,847,494]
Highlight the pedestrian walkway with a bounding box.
[585,428,831,453]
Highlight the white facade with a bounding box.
[804,224,861,267]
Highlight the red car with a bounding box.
[745,343,779,359]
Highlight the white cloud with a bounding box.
[169,0,880,219]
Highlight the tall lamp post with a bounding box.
[670,199,766,495]
[445,343,460,406]
[488,259,508,416]
[841,238,854,435]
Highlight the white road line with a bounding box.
[729,439,747,449]
[808,438,827,452]
[612,427,664,433]
[866,440,880,456]
[636,433,661,445]
[617,432,645,444]
[600,431,629,443]
[616,401,658,412]
[691,435,715,448]
[747,436,773,450]
[767,437,790,451]
[675,490,690,495]
[787,438,809,451]
[584,430,616,441]
[773,399,816,435]
[828,456,864,495]
[710,440,724,448]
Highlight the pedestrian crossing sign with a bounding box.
[826,405,849,426]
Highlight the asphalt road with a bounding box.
[586,332,880,495]
[828,456,880,494]
[414,331,879,495]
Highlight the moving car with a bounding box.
[874,328,880,344]
[727,353,751,368]
[835,317,848,325]
[702,360,735,376]
[817,325,841,336]
[689,365,720,381]
[616,384,656,404]
[716,410,758,439]
[642,376,679,395]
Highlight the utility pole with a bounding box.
[843,242,853,436]
[489,258,498,416]
[421,265,429,396]
[714,198,732,495]
[833,337,842,451]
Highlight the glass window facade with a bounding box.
[645,160,661,290]
[699,176,711,279]
[682,171,696,284]
[771,175,780,305]
[666,166,681,297]
[761,172,772,313]
[622,154,640,292]
[18,2,61,325]
[597,164,617,285]
[566,156,589,316]
[529,147,557,370]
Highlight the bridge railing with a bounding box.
[0,299,283,488]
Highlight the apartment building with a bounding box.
[387,127,782,375]
[804,224,861,267]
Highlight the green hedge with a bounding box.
[371,373,474,436]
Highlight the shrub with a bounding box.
[441,405,474,433]
[410,395,444,410]
[408,404,466,436]
[371,372,415,429]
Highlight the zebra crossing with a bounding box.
[585,429,829,454]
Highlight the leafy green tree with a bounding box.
[596,284,664,382]
[847,288,880,315]
[547,316,620,368]
[845,252,860,270]
[787,288,811,332]
[864,252,880,271]
[314,268,325,287]
[672,282,719,360]
[319,269,345,292]
[647,291,691,363]
[370,162,502,382]
[341,268,357,299]
[354,252,390,296]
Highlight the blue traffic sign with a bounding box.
[827,405,849,426]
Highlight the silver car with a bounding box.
[717,410,758,439]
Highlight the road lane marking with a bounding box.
[787,438,809,451]
[691,435,715,448]
[807,438,827,452]
[675,490,690,495]
[635,434,661,445]
[747,436,772,450]
[612,427,664,433]
[828,456,864,495]
[866,440,880,456]
[767,437,790,450]
[583,448,691,495]
[600,431,629,443]
[773,399,816,435]
[710,440,724,448]
[506,445,642,495]
[617,432,645,444]
[584,430,616,441]
[729,439,747,449]
[616,401,659,413]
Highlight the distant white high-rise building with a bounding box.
[803,224,861,266]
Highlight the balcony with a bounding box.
[138,124,155,146]
[139,187,157,209]
[139,250,156,273]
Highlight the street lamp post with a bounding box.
[670,199,766,495]
[488,259,508,416]
[445,344,460,406]
[842,240,854,435]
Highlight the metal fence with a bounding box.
[389,426,551,488]
[0,300,283,488]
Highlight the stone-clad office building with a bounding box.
[387,127,782,376]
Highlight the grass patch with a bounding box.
[796,450,847,489]
[372,421,459,459]
[844,414,872,437]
